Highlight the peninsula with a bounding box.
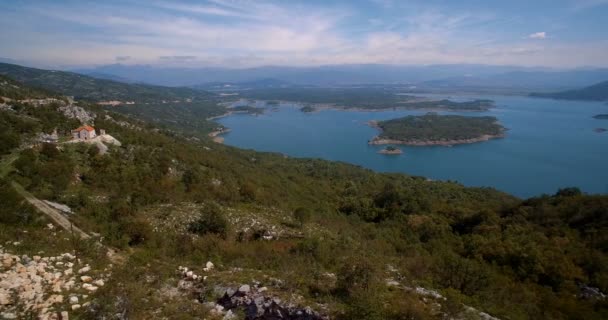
[369,113,506,146]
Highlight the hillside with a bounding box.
[530,80,608,101]
[0,62,213,103]
[1,67,608,320]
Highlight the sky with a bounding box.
[0,0,608,68]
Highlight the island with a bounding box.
[378,146,403,155]
[300,105,316,113]
[593,114,608,119]
[369,113,506,146]
[236,88,495,111]
[594,128,607,133]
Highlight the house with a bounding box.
[72,125,97,140]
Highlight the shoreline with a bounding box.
[368,134,505,146]
[208,128,231,144]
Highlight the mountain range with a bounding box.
[72,63,608,90]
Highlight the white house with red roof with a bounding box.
[71,125,97,140]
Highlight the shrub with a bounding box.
[187,202,228,238]
[293,207,312,227]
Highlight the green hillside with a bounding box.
[1,67,608,320]
[531,80,608,101]
[0,62,213,103]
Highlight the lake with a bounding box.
[218,95,608,198]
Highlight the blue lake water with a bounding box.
[218,95,608,198]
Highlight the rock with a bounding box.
[61,311,69,320]
[238,285,250,293]
[93,279,105,287]
[78,266,90,274]
[71,304,81,311]
[223,310,237,320]
[0,292,12,305]
[64,268,73,276]
[1,312,17,319]
[80,276,93,283]
[48,294,64,304]
[258,286,268,292]
[206,261,214,270]
[69,296,79,304]
[82,284,98,292]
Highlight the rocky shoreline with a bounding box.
[208,128,231,144]
[369,133,505,146]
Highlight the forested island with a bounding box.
[370,113,506,146]
[593,114,608,119]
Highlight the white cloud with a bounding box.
[528,32,547,39]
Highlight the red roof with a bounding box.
[72,125,95,132]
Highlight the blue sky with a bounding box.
[1,0,607,68]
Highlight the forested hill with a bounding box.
[0,62,213,103]
[530,80,608,101]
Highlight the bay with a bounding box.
[218,95,608,198]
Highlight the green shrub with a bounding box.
[187,202,228,238]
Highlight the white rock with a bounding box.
[64,268,73,276]
[80,276,93,283]
[206,261,214,270]
[1,312,17,319]
[78,266,91,274]
[223,310,237,320]
[71,304,81,310]
[69,296,79,304]
[0,292,12,305]
[93,279,104,287]
[186,271,193,278]
[238,284,251,293]
[82,284,98,292]
[258,287,268,292]
[61,311,69,320]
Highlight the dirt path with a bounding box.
[11,181,90,239]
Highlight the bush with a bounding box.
[336,257,379,298]
[293,207,312,227]
[187,202,228,238]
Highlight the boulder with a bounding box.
[238,285,251,294]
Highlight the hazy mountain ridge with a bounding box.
[0,62,213,103]
[72,64,608,90]
[530,80,608,101]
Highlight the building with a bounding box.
[72,125,97,140]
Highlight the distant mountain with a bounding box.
[422,70,608,91]
[72,64,542,87]
[70,63,608,90]
[195,78,293,91]
[530,80,608,101]
[0,63,212,103]
[75,71,135,83]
